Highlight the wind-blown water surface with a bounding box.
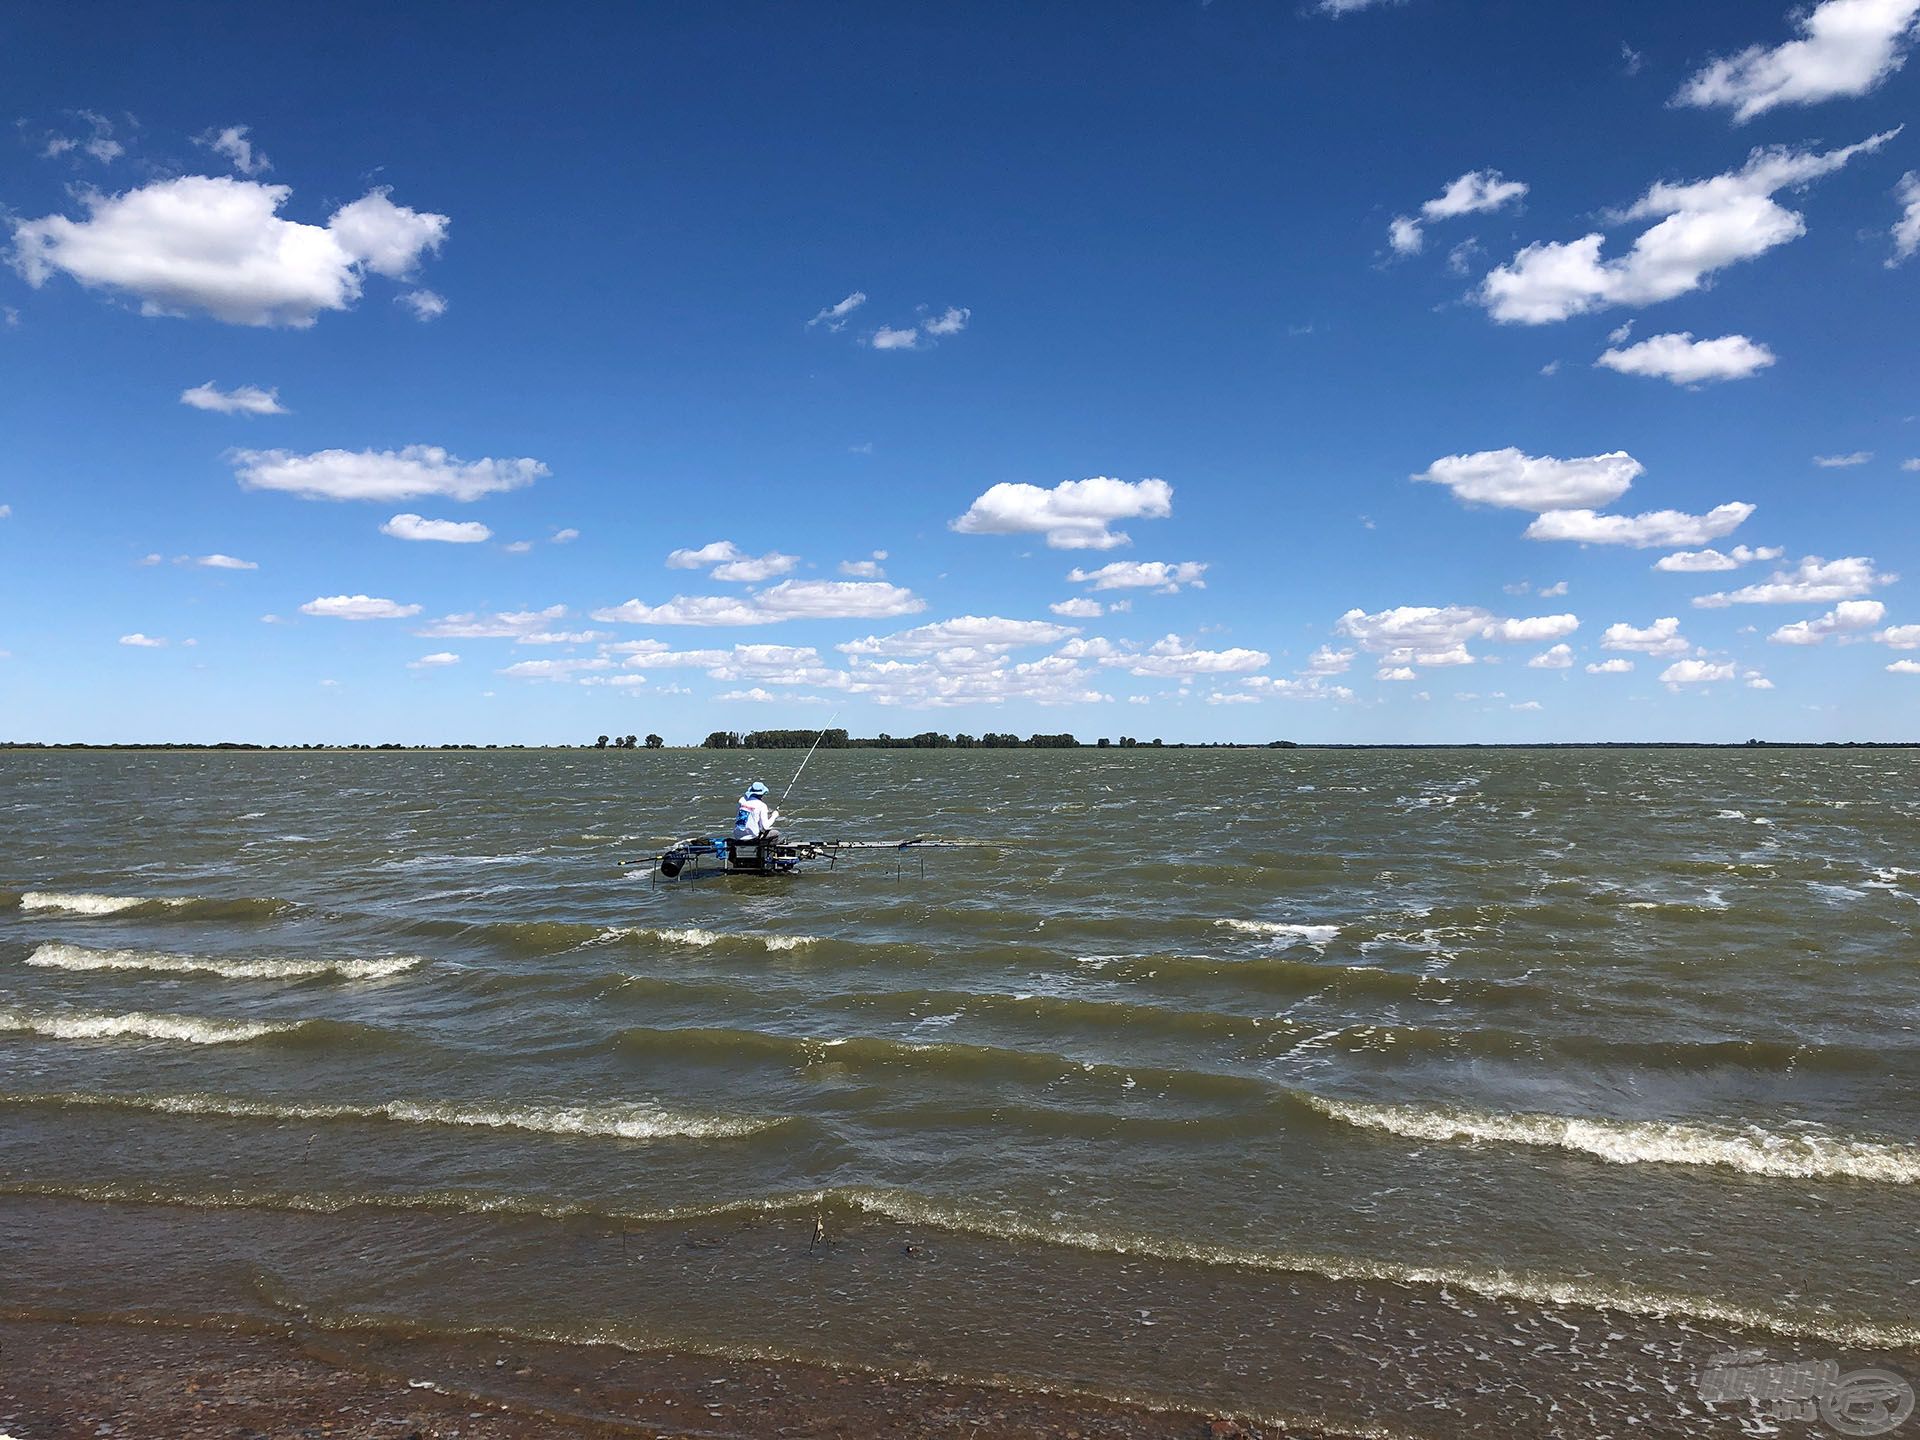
[2,748,1915,1436]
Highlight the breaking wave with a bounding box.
[599,926,820,953]
[0,1089,784,1141]
[1213,919,1340,948]
[1303,1096,1920,1184]
[24,942,423,982]
[8,1176,1914,1351]
[17,891,291,921]
[0,1005,293,1046]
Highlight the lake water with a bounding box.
[2,748,1916,1436]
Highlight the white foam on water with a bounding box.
[4,1089,781,1140]
[1214,919,1340,949]
[836,1188,1920,1350]
[1304,1096,1920,1184]
[19,890,183,916]
[0,1005,290,1045]
[604,926,818,953]
[25,942,422,982]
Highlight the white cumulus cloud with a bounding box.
[922,306,971,336]
[592,580,924,626]
[1661,659,1738,685]
[1528,644,1575,669]
[1478,132,1896,324]
[299,594,422,621]
[840,617,1078,656]
[1877,623,1920,648]
[1654,544,1784,572]
[1587,658,1635,673]
[232,446,544,503]
[1813,451,1873,467]
[1050,597,1103,619]
[408,652,460,668]
[1525,502,1755,548]
[1413,448,1641,511]
[1675,0,1920,122]
[415,605,569,640]
[1067,560,1207,592]
[869,325,919,350]
[1603,617,1692,656]
[953,476,1172,550]
[193,553,257,570]
[1597,332,1777,385]
[1696,555,1896,606]
[1482,614,1580,642]
[118,632,166,647]
[399,288,447,321]
[1101,635,1272,678]
[180,381,286,415]
[381,513,492,544]
[12,176,449,327]
[1768,599,1887,643]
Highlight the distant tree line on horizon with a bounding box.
[698,729,1170,750]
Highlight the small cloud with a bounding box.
[408,651,460,668]
[849,441,875,455]
[1812,451,1873,468]
[1539,360,1561,377]
[398,288,448,321]
[193,553,257,570]
[381,513,493,544]
[299,594,422,621]
[194,124,270,176]
[808,291,866,330]
[119,632,166,647]
[42,110,124,164]
[1051,597,1104,619]
[921,305,970,336]
[839,551,887,579]
[502,539,534,553]
[551,527,580,544]
[181,381,287,416]
[869,324,919,350]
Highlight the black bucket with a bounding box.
[659,853,686,879]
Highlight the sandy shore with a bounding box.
[0,1316,1288,1439]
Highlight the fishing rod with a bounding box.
[781,711,840,809]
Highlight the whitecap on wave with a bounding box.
[0,1005,289,1045]
[25,942,421,982]
[1213,919,1339,949]
[1304,1095,1920,1185]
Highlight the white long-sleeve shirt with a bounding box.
[733,795,778,839]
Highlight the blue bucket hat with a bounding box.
[746,781,769,797]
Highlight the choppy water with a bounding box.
[2,748,1917,1435]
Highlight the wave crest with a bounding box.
[25,943,423,982]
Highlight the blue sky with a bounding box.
[3,0,1919,743]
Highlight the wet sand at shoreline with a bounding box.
[0,1315,1283,1440]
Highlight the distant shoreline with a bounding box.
[4,740,1918,752]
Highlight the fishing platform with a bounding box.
[641,835,972,882]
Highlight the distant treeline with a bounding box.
[699,729,1175,749]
